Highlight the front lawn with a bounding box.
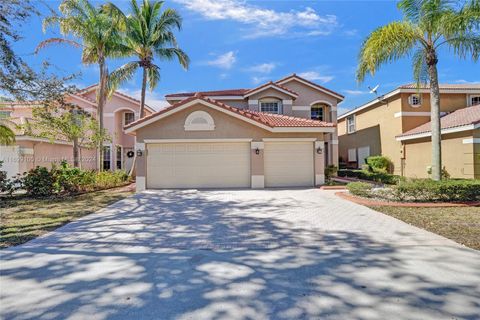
[0,185,133,248]
[372,206,480,250]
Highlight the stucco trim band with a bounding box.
[144,139,253,144]
[463,138,480,144]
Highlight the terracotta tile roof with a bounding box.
[79,84,154,111]
[125,93,334,130]
[165,89,249,98]
[275,73,345,99]
[398,105,480,138]
[243,81,298,97]
[1,117,43,136]
[399,83,480,90]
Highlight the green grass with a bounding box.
[0,187,133,248]
[372,206,480,250]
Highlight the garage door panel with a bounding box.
[264,142,314,187]
[147,142,250,189]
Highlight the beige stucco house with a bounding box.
[125,74,344,191]
[0,85,154,177]
[337,84,480,179]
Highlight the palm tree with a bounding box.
[38,0,125,170]
[105,0,190,118]
[0,124,15,145]
[357,0,480,181]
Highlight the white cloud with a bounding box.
[298,71,334,83]
[247,63,276,74]
[343,89,369,95]
[118,88,169,111]
[343,29,359,37]
[251,76,268,85]
[175,0,337,38]
[206,51,236,69]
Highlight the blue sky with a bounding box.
[15,0,480,114]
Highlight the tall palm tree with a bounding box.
[105,0,190,118]
[357,0,479,181]
[0,124,15,145]
[38,0,125,170]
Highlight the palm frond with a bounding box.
[437,0,480,38]
[357,21,421,82]
[446,33,480,61]
[36,38,82,54]
[155,47,190,69]
[147,65,161,91]
[397,0,423,22]
[107,61,140,96]
[412,48,429,86]
[158,8,182,30]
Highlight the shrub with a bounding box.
[324,165,338,180]
[366,156,393,173]
[338,169,401,185]
[347,182,373,198]
[389,179,480,202]
[94,170,129,190]
[23,166,56,197]
[52,161,96,193]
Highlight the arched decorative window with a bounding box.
[311,103,328,121]
[184,110,215,131]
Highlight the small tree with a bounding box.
[31,104,110,167]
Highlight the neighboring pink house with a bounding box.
[0,85,154,177]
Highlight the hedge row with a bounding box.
[347,179,480,202]
[338,169,401,185]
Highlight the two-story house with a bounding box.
[124,74,344,191]
[337,84,480,179]
[0,85,154,177]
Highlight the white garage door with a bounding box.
[146,142,250,189]
[264,141,314,187]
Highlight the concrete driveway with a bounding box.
[1,189,479,320]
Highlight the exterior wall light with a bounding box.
[316,147,323,154]
[255,147,260,155]
[136,149,143,157]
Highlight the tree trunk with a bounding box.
[140,66,148,118]
[73,137,80,167]
[98,56,108,171]
[427,50,442,181]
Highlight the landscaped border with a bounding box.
[336,191,480,207]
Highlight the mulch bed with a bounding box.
[336,191,480,208]
[319,185,347,190]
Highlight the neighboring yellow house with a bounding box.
[337,84,480,179]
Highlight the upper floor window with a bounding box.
[347,115,356,133]
[124,112,135,126]
[260,99,282,114]
[408,94,422,107]
[470,95,480,106]
[0,111,12,119]
[311,104,325,121]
